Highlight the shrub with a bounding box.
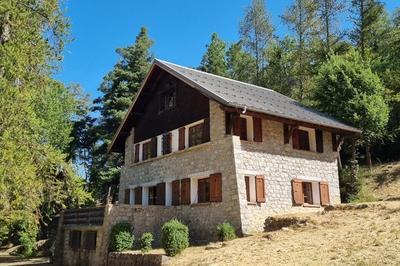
[12,218,38,257]
[140,232,153,252]
[339,161,361,203]
[109,222,134,252]
[161,219,189,257]
[216,222,236,242]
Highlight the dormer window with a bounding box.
[159,89,176,113]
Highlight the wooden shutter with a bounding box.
[232,114,241,136]
[172,180,180,206]
[134,187,142,205]
[162,133,172,155]
[292,128,300,149]
[156,182,166,205]
[151,137,157,157]
[225,112,233,134]
[316,129,324,153]
[319,181,330,206]
[180,178,191,205]
[198,178,209,203]
[253,117,263,142]
[210,173,222,202]
[332,133,338,151]
[245,176,250,202]
[255,175,266,203]
[202,118,210,143]
[134,144,140,163]
[178,127,185,150]
[283,124,290,144]
[292,179,304,205]
[124,189,130,204]
[240,118,248,140]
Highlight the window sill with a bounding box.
[191,202,212,207]
[247,201,257,205]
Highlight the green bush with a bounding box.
[161,219,189,257]
[140,232,153,252]
[216,222,236,242]
[109,222,134,252]
[339,161,361,202]
[12,218,38,257]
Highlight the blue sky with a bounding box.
[55,0,399,101]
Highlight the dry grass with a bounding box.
[165,201,400,266]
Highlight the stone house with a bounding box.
[56,59,360,265]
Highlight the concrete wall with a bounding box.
[233,119,341,233]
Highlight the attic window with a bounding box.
[159,89,176,112]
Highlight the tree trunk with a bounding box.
[351,138,357,162]
[366,142,372,170]
[337,149,342,171]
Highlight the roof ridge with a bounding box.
[154,58,277,93]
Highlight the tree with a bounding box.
[89,27,153,201]
[313,49,389,168]
[226,41,256,83]
[240,0,274,85]
[0,0,91,251]
[282,0,320,101]
[200,33,228,76]
[264,36,298,97]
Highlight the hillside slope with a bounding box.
[166,201,400,265]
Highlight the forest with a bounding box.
[0,0,399,257]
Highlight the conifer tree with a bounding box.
[89,27,153,200]
[200,33,228,76]
[226,41,256,83]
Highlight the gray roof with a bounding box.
[155,59,361,134]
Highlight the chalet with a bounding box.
[57,59,360,265]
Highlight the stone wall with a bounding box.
[233,119,341,233]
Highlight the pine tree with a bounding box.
[89,27,153,200]
[240,0,275,85]
[200,33,228,76]
[282,0,320,101]
[226,41,256,83]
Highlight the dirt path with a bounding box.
[166,201,400,266]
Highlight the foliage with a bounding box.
[226,41,256,83]
[139,232,153,253]
[88,27,153,201]
[240,0,275,84]
[0,0,92,248]
[216,222,236,242]
[109,222,134,252]
[15,218,38,257]
[161,219,189,257]
[200,33,228,76]
[339,161,361,202]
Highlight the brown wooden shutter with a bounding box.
[316,129,324,153]
[151,137,157,157]
[292,179,304,205]
[202,117,210,143]
[180,178,191,205]
[319,181,330,206]
[245,176,250,202]
[134,187,142,205]
[162,133,172,155]
[225,112,233,135]
[255,175,266,203]
[253,117,263,142]
[292,128,300,149]
[134,143,140,163]
[124,189,130,204]
[210,173,222,202]
[156,182,166,205]
[172,180,180,206]
[197,178,209,203]
[332,133,338,151]
[178,127,185,150]
[239,117,248,140]
[232,114,241,136]
[283,124,290,144]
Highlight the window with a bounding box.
[162,133,172,155]
[239,117,247,140]
[189,123,203,147]
[69,230,81,249]
[148,186,157,205]
[83,231,97,250]
[160,90,176,112]
[302,182,313,204]
[198,178,210,203]
[142,141,152,160]
[244,175,265,203]
[293,128,310,151]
